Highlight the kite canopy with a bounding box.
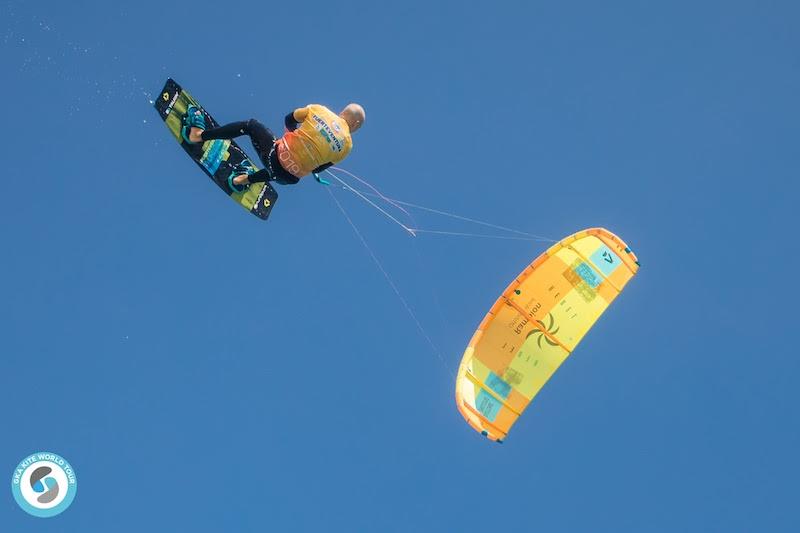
[455,228,640,442]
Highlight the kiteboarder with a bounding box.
[181,103,365,191]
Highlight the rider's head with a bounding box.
[340,103,365,133]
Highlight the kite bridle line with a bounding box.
[321,167,553,379]
[325,186,455,378]
[324,168,555,243]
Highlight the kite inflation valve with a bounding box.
[313,172,330,186]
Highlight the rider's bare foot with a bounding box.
[232,174,250,186]
[188,127,204,143]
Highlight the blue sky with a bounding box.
[1,0,798,531]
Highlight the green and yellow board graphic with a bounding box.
[153,78,277,220]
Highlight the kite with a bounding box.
[455,228,640,442]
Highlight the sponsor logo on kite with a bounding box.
[563,260,598,302]
[503,367,524,386]
[11,452,77,518]
[525,313,561,349]
[162,92,169,102]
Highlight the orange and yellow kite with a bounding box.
[455,228,640,442]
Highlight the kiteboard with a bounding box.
[153,78,277,220]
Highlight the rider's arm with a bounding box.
[284,107,308,131]
[250,168,300,186]
[312,162,333,174]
